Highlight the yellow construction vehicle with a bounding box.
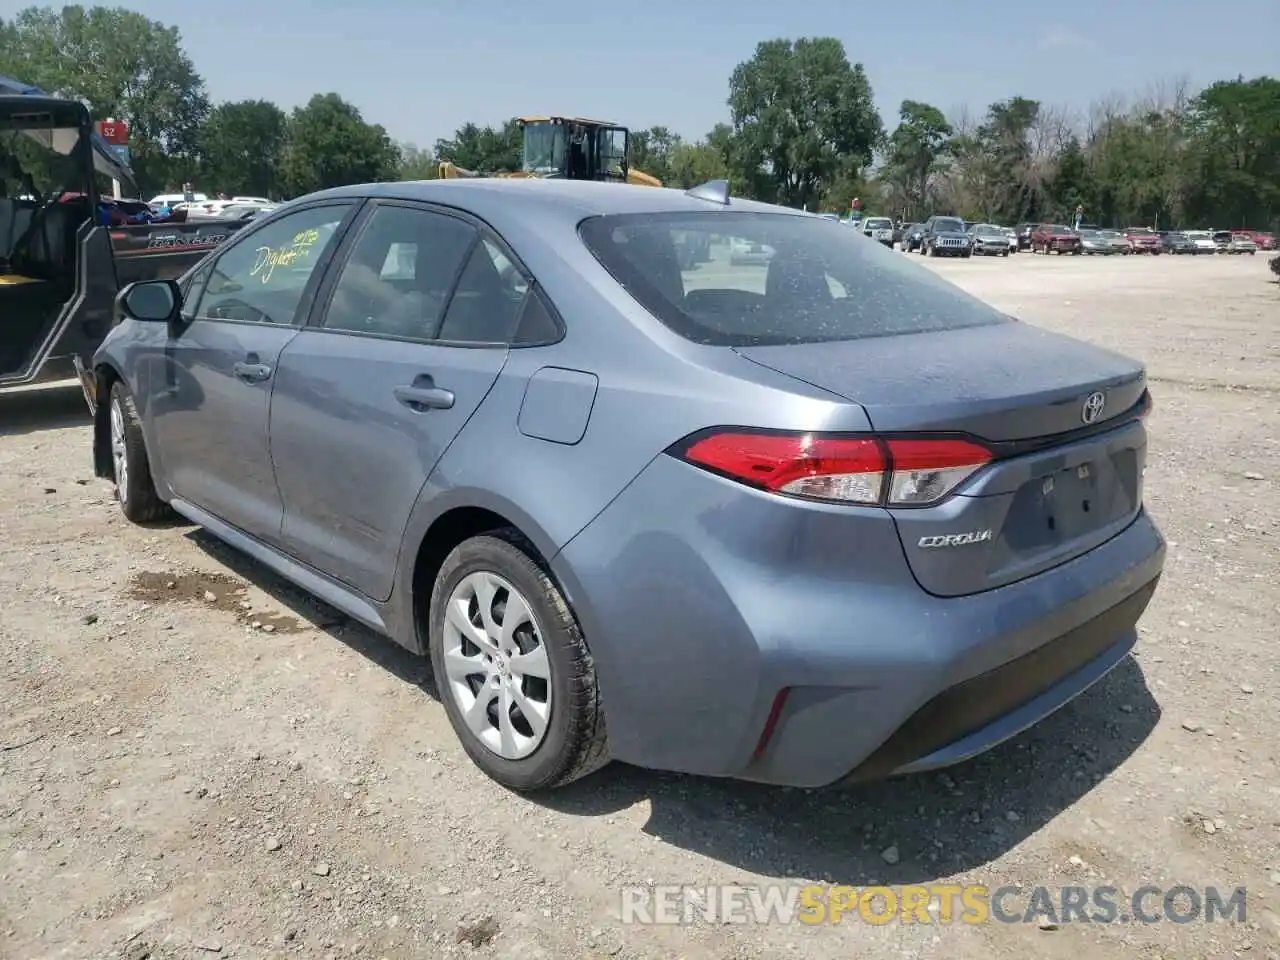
[438,116,662,187]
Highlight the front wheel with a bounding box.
[108,381,171,523]
[428,532,609,791]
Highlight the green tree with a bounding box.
[199,100,286,198]
[727,37,882,208]
[628,126,681,184]
[0,4,209,196]
[973,96,1042,222]
[434,118,522,172]
[880,100,952,217]
[399,143,438,180]
[280,93,400,197]
[1047,136,1092,221]
[1184,76,1280,228]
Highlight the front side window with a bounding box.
[196,204,351,325]
[322,204,476,341]
[579,212,1010,347]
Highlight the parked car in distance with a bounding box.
[82,176,1167,793]
[1098,229,1132,254]
[1078,229,1125,255]
[1030,224,1082,255]
[1123,228,1162,254]
[900,223,924,253]
[967,223,1010,257]
[729,236,775,265]
[1226,231,1256,255]
[920,215,972,257]
[1000,226,1019,253]
[1182,230,1219,255]
[1251,231,1275,250]
[1159,231,1196,255]
[862,216,895,247]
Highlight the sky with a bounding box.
[4,0,1277,147]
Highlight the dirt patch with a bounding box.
[126,569,305,634]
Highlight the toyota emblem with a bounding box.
[1081,391,1106,424]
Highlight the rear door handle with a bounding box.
[234,361,272,383]
[394,385,455,411]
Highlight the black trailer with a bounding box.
[0,91,249,395]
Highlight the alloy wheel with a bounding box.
[442,571,552,760]
[110,397,128,504]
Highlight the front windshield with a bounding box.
[1079,230,1099,238]
[579,211,1010,347]
[521,122,564,174]
[1128,228,1155,236]
[933,217,963,232]
[974,224,1000,235]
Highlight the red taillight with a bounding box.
[674,430,991,507]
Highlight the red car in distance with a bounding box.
[1123,227,1162,254]
[1030,223,1082,254]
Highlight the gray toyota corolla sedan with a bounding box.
[85,178,1164,792]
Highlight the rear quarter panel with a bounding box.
[389,211,875,601]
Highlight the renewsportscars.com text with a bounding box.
[619,884,1247,926]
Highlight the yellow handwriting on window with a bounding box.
[249,232,321,284]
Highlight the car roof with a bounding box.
[300,178,798,230]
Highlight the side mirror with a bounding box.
[116,278,182,324]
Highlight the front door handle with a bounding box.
[234,361,272,383]
[394,384,455,411]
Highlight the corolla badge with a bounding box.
[1081,391,1106,424]
[918,530,993,548]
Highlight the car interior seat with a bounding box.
[621,228,686,307]
[766,248,834,309]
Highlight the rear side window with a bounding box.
[578,212,1009,347]
[321,205,475,341]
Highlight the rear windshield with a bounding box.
[865,218,892,229]
[577,212,1010,347]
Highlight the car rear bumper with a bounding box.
[553,454,1166,788]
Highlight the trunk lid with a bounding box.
[735,322,1149,597]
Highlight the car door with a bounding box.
[268,201,529,600]
[146,200,358,542]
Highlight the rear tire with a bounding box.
[108,380,171,524]
[428,531,609,792]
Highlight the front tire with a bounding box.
[428,532,608,791]
[108,380,170,523]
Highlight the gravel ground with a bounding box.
[1,252,1277,960]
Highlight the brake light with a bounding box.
[673,430,991,507]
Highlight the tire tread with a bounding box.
[110,381,172,524]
